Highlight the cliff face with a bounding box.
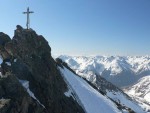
[0,25,84,113]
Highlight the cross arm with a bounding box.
[29,11,34,13]
[23,12,27,14]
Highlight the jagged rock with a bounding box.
[0,62,11,75]
[0,32,11,46]
[0,32,11,60]
[0,25,85,113]
[0,32,12,76]
[16,25,23,31]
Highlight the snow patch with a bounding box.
[19,79,45,108]
[64,88,73,97]
[5,62,11,66]
[14,59,17,62]
[0,58,2,64]
[0,98,10,108]
[144,93,150,102]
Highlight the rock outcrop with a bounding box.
[0,74,46,113]
[0,32,12,61]
[0,25,85,113]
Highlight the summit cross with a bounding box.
[23,7,34,29]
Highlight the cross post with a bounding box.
[23,7,34,29]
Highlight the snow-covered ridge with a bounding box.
[59,66,146,113]
[59,66,122,113]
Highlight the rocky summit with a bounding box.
[0,25,84,113]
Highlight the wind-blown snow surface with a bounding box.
[58,55,150,87]
[60,66,122,113]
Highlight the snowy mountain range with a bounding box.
[58,55,150,87]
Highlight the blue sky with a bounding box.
[0,0,150,56]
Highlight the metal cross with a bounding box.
[23,7,34,29]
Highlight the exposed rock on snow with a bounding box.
[125,76,150,103]
[124,76,150,112]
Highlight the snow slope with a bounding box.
[59,66,122,113]
[58,55,150,87]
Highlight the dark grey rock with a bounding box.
[0,74,47,113]
[0,25,85,113]
[0,32,11,60]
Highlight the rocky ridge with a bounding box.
[0,25,84,113]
